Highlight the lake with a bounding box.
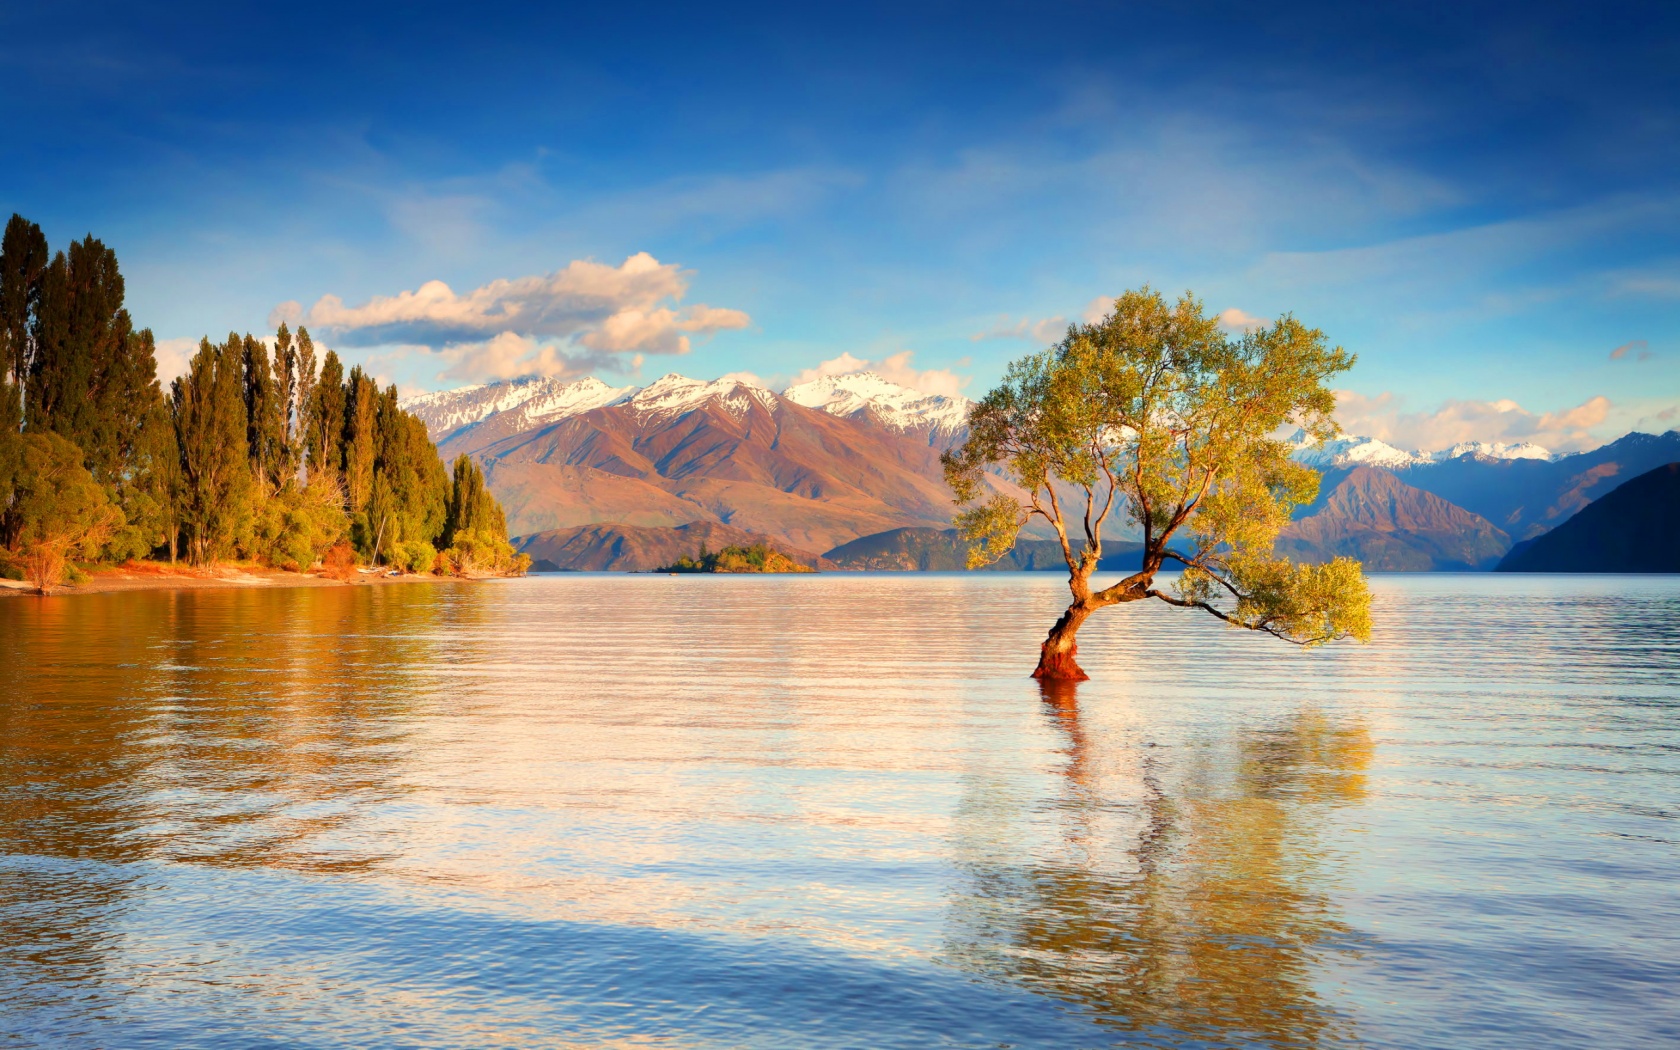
[1,573,1676,1049]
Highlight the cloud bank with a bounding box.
[970,296,1116,345]
[271,253,749,383]
[1334,390,1613,453]
[789,350,969,398]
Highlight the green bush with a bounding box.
[389,539,438,574]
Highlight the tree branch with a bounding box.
[1145,588,1327,645]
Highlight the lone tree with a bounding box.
[942,288,1371,681]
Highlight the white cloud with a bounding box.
[717,369,768,387]
[437,332,633,384]
[1334,389,1614,452]
[1217,307,1269,332]
[1080,296,1114,324]
[971,297,1114,343]
[971,315,1068,343]
[790,350,970,398]
[289,252,749,358]
[153,337,199,384]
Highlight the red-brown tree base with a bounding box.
[1032,643,1089,681]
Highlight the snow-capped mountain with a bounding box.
[402,376,633,441]
[402,370,973,442]
[781,371,973,437]
[1287,430,1557,469]
[1432,440,1553,462]
[628,374,778,420]
[401,376,559,440]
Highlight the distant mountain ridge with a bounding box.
[405,373,1679,569]
[1278,466,1511,570]
[1496,462,1680,572]
[1288,429,1555,470]
[413,373,973,551]
[403,371,973,450]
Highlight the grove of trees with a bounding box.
[0,213,526,592]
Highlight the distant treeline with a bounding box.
[0,213,525,590]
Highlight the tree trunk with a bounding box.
[1034,602,1093,681]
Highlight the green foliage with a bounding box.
[445,454,505,545]
[0,214,525,585]
[252,480,349,571]
[943,287,1370,651]
[305,347,344,486]
[9,431,120,591]
[389,538,439,574]
[441,527,529,576]
[659,543,813,573]
[342,366,378,514]
[171,336,254,564]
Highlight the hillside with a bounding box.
[824,527,1147,572]
[433,375,967,551]
[517,521,832,572]
[1496,462,1680,572]
[1277,466,1510,571]
[405,374,1680,569]
[1295,430,1680,541]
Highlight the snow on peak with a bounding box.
[628,373,778,419]
[781,370,973,435]
[1287,431,1429,470]
[1433,440,1553,462]
[1288,429,1558,469]
[401,375,633,440]
[401,376,553,439]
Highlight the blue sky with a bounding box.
[3,0,1677,450]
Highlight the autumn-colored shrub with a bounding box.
[322,540,357,581]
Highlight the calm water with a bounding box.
[1,574,1676,1049]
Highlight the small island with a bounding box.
[658,543,815,573]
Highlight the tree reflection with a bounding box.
[946,681,1371,1048]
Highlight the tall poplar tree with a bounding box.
[342,365,378,519]
[294,326,318,478]
[271,322,300,483]
[0,215,48,401]
[306,349,345,486]
[172,336,253,564]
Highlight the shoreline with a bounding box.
[0,562,496,598]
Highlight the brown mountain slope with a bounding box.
[1277,466,1510,571]
[462,385,963,550]
[517,521,833,572]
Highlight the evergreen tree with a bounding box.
[101,328,178,560]
[445,454,506,545]
[243,333,286,494]
[306,349,345,486]
[271,322,300,483]
[293,325,318,480]
[365,384,448,562]
[171,336,253,564]
[0,214,48,394]
[26,236,152,486]
[342,365,378,519]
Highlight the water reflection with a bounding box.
[2,574,1676,1048]
[947,681,1371,1048]
[0,588,457,875]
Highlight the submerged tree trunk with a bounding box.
[1034,601,1094,681]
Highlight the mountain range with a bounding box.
[402,373,1680,572]
[1496,463,1680,572]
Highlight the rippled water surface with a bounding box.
[1,573,1677,1049]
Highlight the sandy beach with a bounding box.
[0,562,477,598]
